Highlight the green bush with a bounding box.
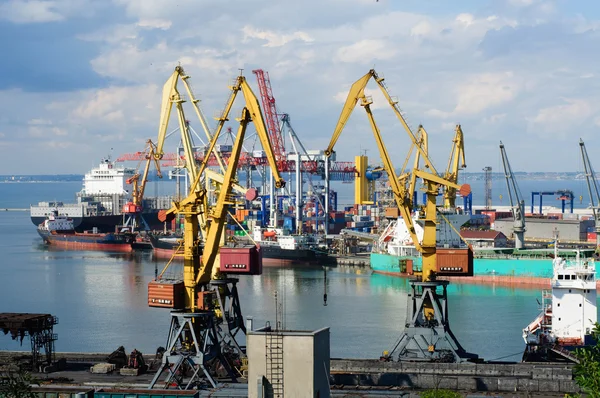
[420,389,462,398]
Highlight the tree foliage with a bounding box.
[572,322,600,397]
[0,368,36,398]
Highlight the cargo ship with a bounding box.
[37,210,135,252]
[250,226,334,266]
[147,227,335,266]
[522,245,596,362]
[370,213,597,284]
[30,157,171,233]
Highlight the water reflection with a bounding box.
[0,214,592,361]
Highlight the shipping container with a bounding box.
[148,280,185,309]
[219,246,262,275]
[384,207,400,218]
[95,389,200,398]
[547,213,563,220]
[20,387,94,398]
[435,248,473,277]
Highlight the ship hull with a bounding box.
[260,245,335,266]
[37,230,134,252]
[370,252,600,287]
[31,211,164,233]
[148,234,334,265]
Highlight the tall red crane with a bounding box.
[252,69,288,170]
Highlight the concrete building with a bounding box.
[247,326,330,398]
[493,217,595,242]
[460,230,508,248]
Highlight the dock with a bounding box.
[0,351,581,396]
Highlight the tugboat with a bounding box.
[522,242,597,362]
[38,210,136,252]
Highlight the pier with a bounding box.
[0,351,580,396]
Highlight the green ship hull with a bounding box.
[370,250,598,280]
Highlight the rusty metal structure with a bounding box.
[0,313,58,371]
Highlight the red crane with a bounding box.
[252,69,288,170]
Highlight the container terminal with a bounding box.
[11,66,600,397]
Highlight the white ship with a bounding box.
[30,158,172,233]
[522,243,597,362]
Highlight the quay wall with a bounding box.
[330,358,580,394]
[0,353,583,395]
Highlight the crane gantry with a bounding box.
[325,69,476,363]
[148,71,285,389]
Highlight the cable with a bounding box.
[487,350,524,361]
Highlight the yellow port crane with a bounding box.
[121,139,162,231]
[325,69,477,362]
[153,66,251,236]
[148,71,285,389]
[443,124,466,209]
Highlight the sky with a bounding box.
[1,0,599,174]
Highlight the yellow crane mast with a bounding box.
[443,124,466,209]
[121,139,162,231]
[325,69,477,363]
[148,71,285,389]
[153,66,251,237]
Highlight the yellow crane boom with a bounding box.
[443,124,466,209]
[159,73,285,309]
[324,69,467,282]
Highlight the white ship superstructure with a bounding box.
[522,244,596,361]
[79,158,135,198]
[30,158,172,233]
[374,211,470,257]
[31,158,134,219]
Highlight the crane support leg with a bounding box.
[210,278,247,359]
[149,311,237,389]
[386,281,478,363]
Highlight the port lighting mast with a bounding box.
[148,71,285,390]
[579,139,600,246]
[499,141,526,249]
[325,69,477,363]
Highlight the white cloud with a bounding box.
[454,72,520,115]
[528,99,594,133]
[0,0,64,23]
[0,0,100,23]
[137,18,171,30]
[242,26,313,47]
[411,21,432,37]
[508,0,537,7]
[337,39,396,64]
[0,0,599,173]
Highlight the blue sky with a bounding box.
[0,0,599,174]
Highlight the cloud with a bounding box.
[242,26,313,47]
[337,39,396,64]
[0,0,599,173]
[528,99,594,135]
[0,0,64,23]
[137,18,171,30]
[454,72,520,115]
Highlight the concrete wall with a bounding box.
[248,328,330,398]
[330,359,580,395]
[494,218,594,241]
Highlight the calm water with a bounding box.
[0,180,595,362]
